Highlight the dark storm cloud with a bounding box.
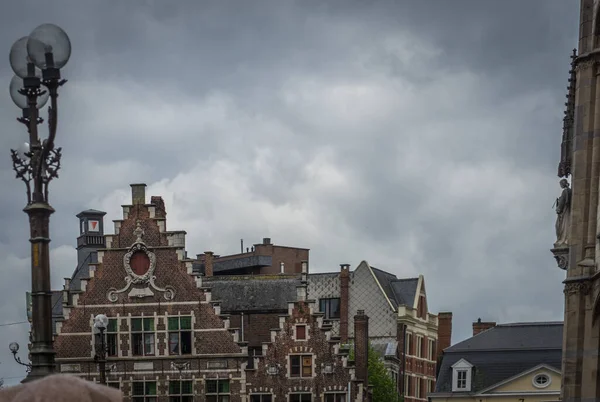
[0,0,578,384]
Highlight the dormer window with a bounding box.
[451,358,473,392]
[294,324,307,341]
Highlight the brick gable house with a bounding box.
[51,183,369,401]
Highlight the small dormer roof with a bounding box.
[76,209,107,218]
[451,358,473,369]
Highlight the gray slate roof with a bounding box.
[370,267,418,309]
[206,277,300,312]
[435,322,563,395]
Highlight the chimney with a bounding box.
[340,264,350,343]
[354,310,369,386]
[204,251,214,277]
[472,318,496,336]
[262,237,272,245]
[437,312,453,362]
[150,196,166,217]
[131,183,147,205]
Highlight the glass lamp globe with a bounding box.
[94,314,109,330]
[27,24,71,70]
[18,143,30,160]
[9,75,49,110]
[9,342,19,353]
[9,37,32,79]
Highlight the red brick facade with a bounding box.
[54,183,366,401]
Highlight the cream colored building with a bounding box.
[430,322,562,402]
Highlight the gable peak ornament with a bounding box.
[106,219,175,302]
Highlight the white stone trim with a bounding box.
[451,358,473,392]
[532,373,552,389]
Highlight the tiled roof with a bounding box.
[435,322,563,394]
[370,266,418,308]
[205,276,300,312]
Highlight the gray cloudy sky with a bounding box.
[0,0,577,384]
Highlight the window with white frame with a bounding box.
[405,332,412,356]
[294,324,307,341]
[451,358,473,392]
[427,339,434,361]
[131,317,155,356]
[416,336,423,358]
[289,394,311,402]
[168,316,192,355]
[105,318,118,357]
[250,395,273,402]
[169,380,193,402]
[324,393,346,402]
[290,355,312,378]
[206,379,229,402]
[132,381,157,402]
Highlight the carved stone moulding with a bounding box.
[563,280,591,296]
[551,246,569,270]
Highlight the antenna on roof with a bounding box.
[241,239,243,253]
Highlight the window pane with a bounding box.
[131,318,142,332]
[319,299,326,313]
[144,333,155,355]
[146,381,157,395]
[263,396,272,402]
[301,394,311,402]
[169,397,180,402]
[218,380,230,393]
[107,319,118,332]
[132,333,143,356]
[302,366,312,376]
[330,299,340,318]
[291,396,300,402]
[107,382,120,389]
[181,331,192,354]
[206,380,217,393]
[107,334,118,356]
[180,316,192,330]
[296,325,306,340]
[220,397,230,402]
[169,332,180,355]
[168,317,179,331]
[206,397,217,402]
[182,397,193,402]
[143,318,154,331]
[181,381,193,394]
[132,382,144,395]
[290,356,300,376]
[169,381,180,395]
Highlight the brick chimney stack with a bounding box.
[150,196,166,218]
[437,312,453,362]
[204,251,214,277]
[354,310,369,386]
[340,264,350,343]
[131,183,146,205]
[472,318,496,336]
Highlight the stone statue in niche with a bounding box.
[554,178,571,247]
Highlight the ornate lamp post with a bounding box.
[7,23,71,382]
[93,314,108,385]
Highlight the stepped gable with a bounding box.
[245,297,358,399]
[55,183,242,366]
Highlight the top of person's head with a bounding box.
[0,374,122,402]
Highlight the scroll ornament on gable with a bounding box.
[107,220,175,302]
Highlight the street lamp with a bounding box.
[93,314,108,385]
[7,23,71,383]
[9,342,32,373]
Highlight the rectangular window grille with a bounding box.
[168,316,192,355]
[456,370,467,389]
[319,298,341,319]
[206,379,230,402]
[168,380,193,402]
[131,317,155,356]
[290,355,312,378]
[324,393,346,402]
[132,381,157,402]
[106,318,118,357]
[250,395,273,402]
[289,394,312,402]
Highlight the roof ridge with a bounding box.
[370,266,397,278]
[497,321,563,327]
[391,277,419,283]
